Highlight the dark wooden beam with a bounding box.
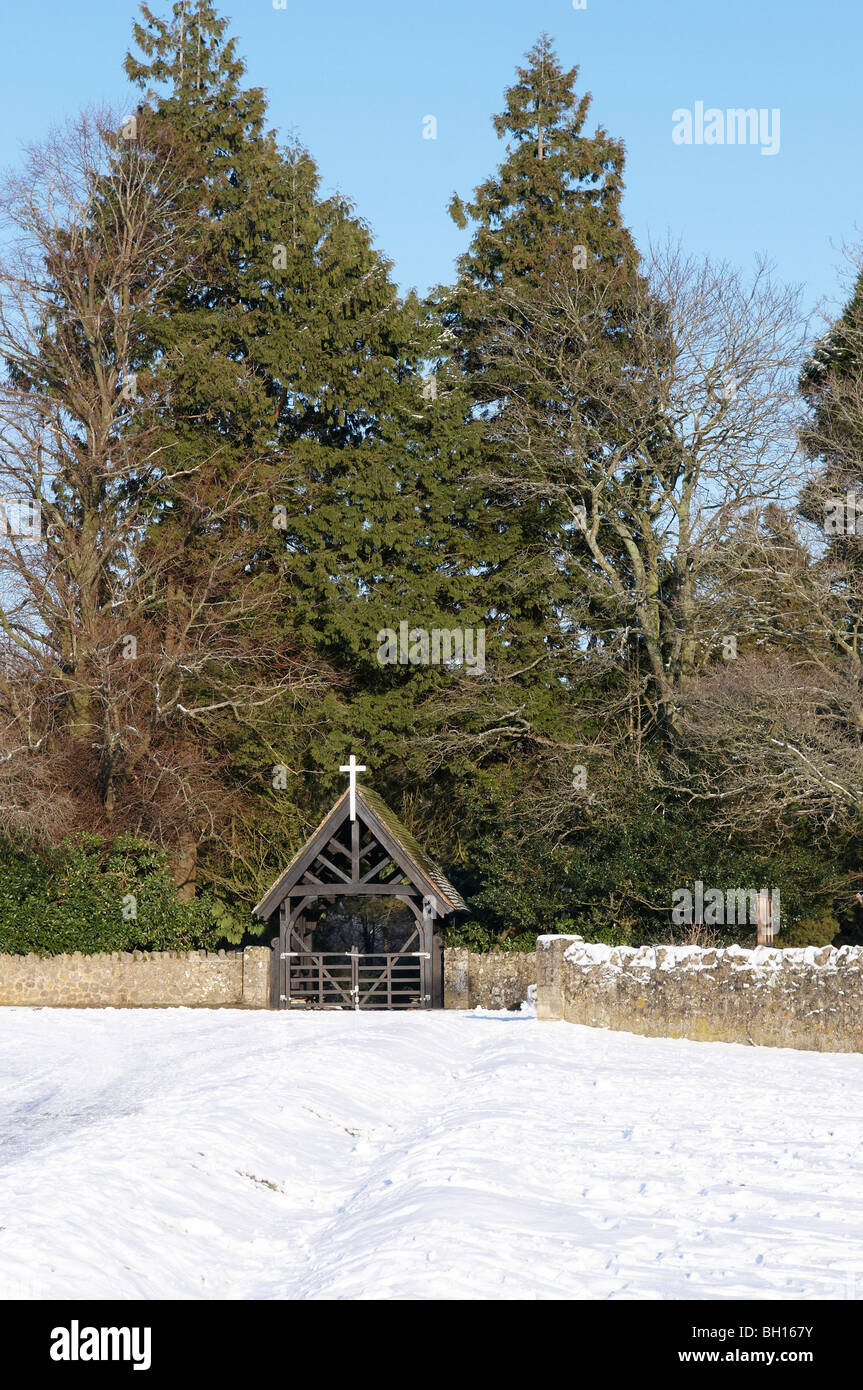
[285,883,416,898]
[288,895,315,927]
[351,817,360,881]
[312,852,351,884]
[360,855,393,883]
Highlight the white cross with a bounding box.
[339,754,366,821]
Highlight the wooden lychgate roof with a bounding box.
[253,784,468,921]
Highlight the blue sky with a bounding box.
[2,0,861,319]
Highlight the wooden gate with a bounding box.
[275,940,433,1010]
[271,915,439,1010]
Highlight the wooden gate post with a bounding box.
[421,895,438,1009]
[431,932,443,1009]
[350,944,359,1010]
[269,934,281,1009]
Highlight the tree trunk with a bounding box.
[173,830,198,901]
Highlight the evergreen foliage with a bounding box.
[0,836,225,955]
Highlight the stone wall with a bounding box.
[443,947,535,1011]
[537,934,863,1052]
[0,946,271,1009]
[0,944,533,1012]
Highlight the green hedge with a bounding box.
[0,834,226,955]
[442,920,542,953]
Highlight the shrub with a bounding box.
[777,913,840,949]
[0,833,226,955]
[442,920,541,953]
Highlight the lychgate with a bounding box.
[253,763,466,1010]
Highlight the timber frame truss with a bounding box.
[253,785,466,1010]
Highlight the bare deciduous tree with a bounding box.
[0,111,324,889]
[478,242,805,734]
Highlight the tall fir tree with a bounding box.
[428,36,663,918]
[444,32,656,683]
[123,2,488,917]
[448,34,638,306]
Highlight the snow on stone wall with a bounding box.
[536,934,863,1052]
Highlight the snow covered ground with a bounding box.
[0,1005,861,1300]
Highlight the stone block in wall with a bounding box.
[242,946,271,1009]
[443,947,470,1009]
[536,934,583,1020]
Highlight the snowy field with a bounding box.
[0,1006,861,1301]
